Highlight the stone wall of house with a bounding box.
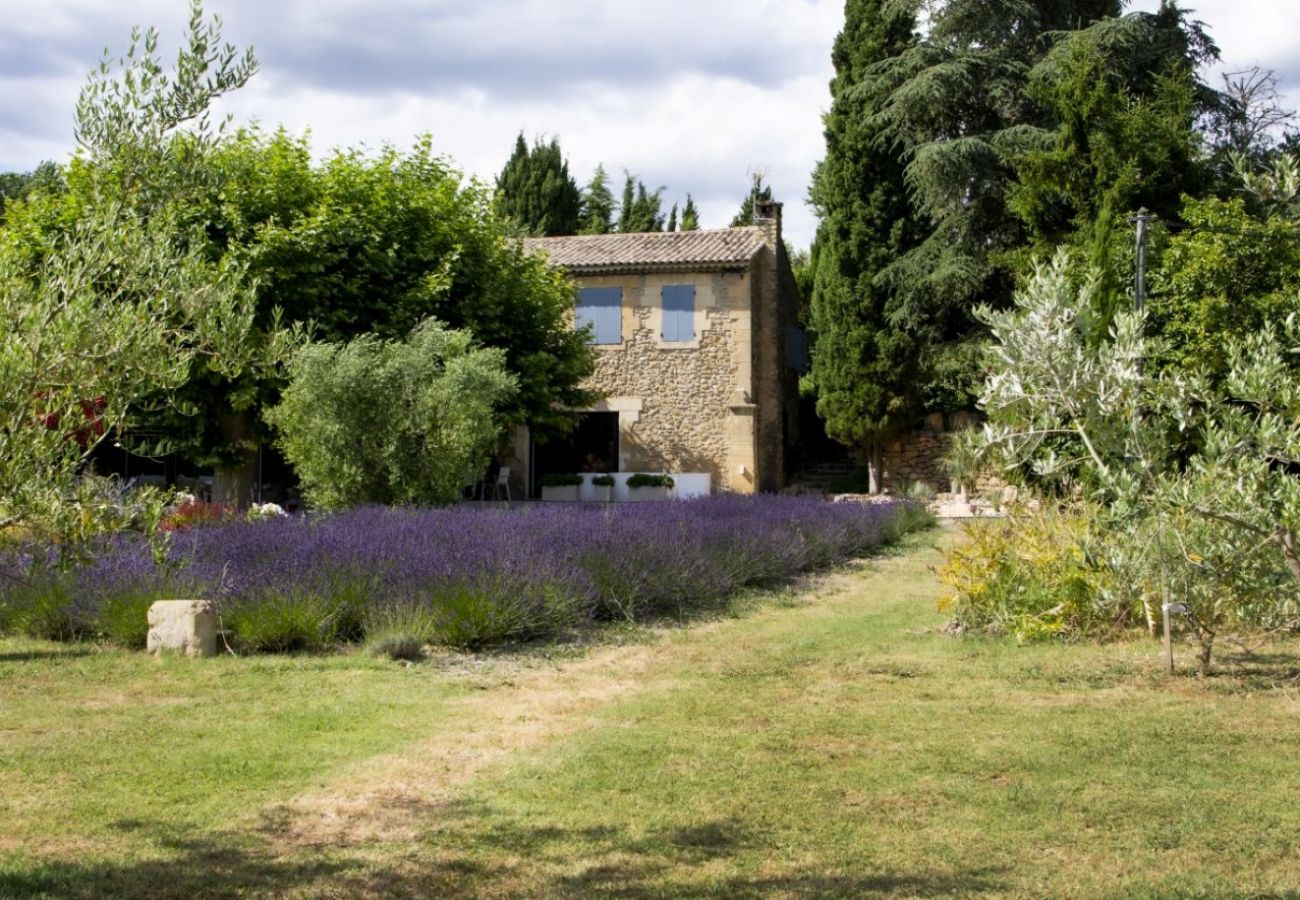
[750,200,802,494]
[578,269,755,492]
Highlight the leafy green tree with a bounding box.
[7,128,597,506]
[1149,195,1300,378]
[731,173,773,227]
[0,162,63,221]
[268,320,516,509]
[680,194,700,231]
[617,173,665,232]
[869,1,1218,399]
[0,1,271,546]
[579,163,616,234]
[495,133,582,237]
[807,0,923,492]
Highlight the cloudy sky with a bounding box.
[3,0,1297,248]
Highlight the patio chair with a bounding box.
[493,466,512,501]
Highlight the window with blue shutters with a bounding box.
[661,284,695,342]
[577,287,622,344]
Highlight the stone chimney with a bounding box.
[754,199,783,249]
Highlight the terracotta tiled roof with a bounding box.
[522,227,767,273]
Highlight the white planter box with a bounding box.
[627,486,671,502]
[592,484,615,503]
[541,485,580,502]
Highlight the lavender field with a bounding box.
[0,496,928,654]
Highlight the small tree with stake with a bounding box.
[956,253,1300,675]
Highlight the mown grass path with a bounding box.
[3,529,1300,898]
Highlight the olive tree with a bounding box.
[0,2,277,548]
[267,320,517,509]
[956,253,1300,674]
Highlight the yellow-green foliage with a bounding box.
[938,505,1118,641]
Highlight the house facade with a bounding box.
[513,200,802,496]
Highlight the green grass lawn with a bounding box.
[4,529,1300,898]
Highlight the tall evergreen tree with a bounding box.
[875,0,1124,336]
[808,0,923,493]
[680,194,700,231]
[1005,8,1215,336]
[494,133,582,236]
[731,173,774,226]
[618,174,636,232]
[579,163,616,234]
[616,173,665,232]
[666,202,678,232]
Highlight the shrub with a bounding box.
[267,319,517,509]
[2,580,76,641]
[95,591,159,648]
[222,592,338,653]
[938,504,1120,641]
[626,474,674,489]
[541,474,584,487]
[364,600,436,661]
[161,498,229,533]
[367,631,426,662]
[591,474,615,487]
[955,253,1300,671]
[425,577,583,649]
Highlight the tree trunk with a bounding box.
[866,442,884,495]
[1197,633,1215,680]
[1279,529,1300,585]
[212,453,256,510]
[212,412,257,511]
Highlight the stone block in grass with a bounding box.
[147,600,217,658]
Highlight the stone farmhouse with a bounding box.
[511,200,804,498]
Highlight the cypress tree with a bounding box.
[807,0,923,493]
[579,163,615,234]
[617,173,665,232]
[617,174,636,232]
[666,202,678,232]
[681,194,700,231]
[495,133,582,236]
[731,173,773,226]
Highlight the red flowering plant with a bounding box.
[160,496,230,533]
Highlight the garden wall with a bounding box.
[882,412,1006,497]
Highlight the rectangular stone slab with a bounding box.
[147,600,217,658]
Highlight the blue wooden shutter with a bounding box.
[577,288,622,344]
[661,285,695,341]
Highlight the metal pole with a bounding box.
[1134,208,1150,316]
[1162,599,1174,675]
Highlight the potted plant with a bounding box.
[591,473,615,503]
[626,473,674,501]
[541,473,583,502]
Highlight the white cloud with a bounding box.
[1129,0,1300,113]
[3,0,1297,248]
[0,0,839,245]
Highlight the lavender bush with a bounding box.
[0,495,928,653]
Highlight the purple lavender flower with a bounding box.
[1,496,925,650]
